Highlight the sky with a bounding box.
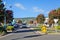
[3,0,60,18]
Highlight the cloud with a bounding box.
[33,7,44,13]
[14,3,26,10]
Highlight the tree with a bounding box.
[0,0,5,23]
[17,20,22,24]
[57,8,60,19]
[48,19,54,25]
[48,8,60,25]
[36,14,45,24]
[0,0,13,23]
[58,19,60,25]
[29,20,33,24]
[49,10,58,19]
[49,8,60,19]
[6,10,13,23]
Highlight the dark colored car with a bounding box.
[14,23,19,29]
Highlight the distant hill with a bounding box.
[14,17,36,22]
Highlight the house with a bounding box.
[44,18,49,24]
[44,18,49,27]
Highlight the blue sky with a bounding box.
[3,0,60,18]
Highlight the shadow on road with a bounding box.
[23,34,42,38]
[13,29,37,33]
[11,34,42,40]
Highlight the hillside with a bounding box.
[14,17,36,22]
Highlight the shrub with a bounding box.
[0,26,7,36]
[6,26,14,30]
[34,24,42,31]
[58,20,60,25]
[54,26,60,30]
[0,26,3,32]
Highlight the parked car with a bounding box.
[13,23,19,29]
[19,24,22,28]
[22,23,27,28]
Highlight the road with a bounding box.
[0,28,60,40]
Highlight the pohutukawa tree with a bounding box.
[48,8,60,25]
[29,20,33,24]
[6,10,13,23]
[36,14,45,24]
[0,0,13,23]
[0,0,5,23]
[57,8,60,19]
[49,8,60,19]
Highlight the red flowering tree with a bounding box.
[49,8,60,19]
[6,10,13,23]
[48,8,60,25]
[0,0,13,23]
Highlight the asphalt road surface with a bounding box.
[0,28,60,40]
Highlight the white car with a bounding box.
[22,23,27,28]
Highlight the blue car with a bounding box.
[14,23,19,28]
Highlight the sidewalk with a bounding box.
[30,28,60,35]
[36,31,60,35]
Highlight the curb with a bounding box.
[29,28,60,35]
[48,33,60,35]
[0,33,13,38]
[36,31,60,35]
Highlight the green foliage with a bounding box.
[49,8,60,19]
[36,14,45,24]
[58,19,60,25]
[0,0,13,23]
[0,26,6,35]
[54,26,60,30]
[6,26,14,30]
[57,26,60,30]
[34,24,43,31]
[6,10,13,23]
[0,27,3,32]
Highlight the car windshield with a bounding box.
[22,23,26,25]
